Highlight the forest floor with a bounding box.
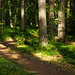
[0,38,75,75]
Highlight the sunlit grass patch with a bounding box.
[16,45,34,54]
[32,43,62,63]
[33,53,63,62]
[31,41,75,67]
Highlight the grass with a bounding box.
[0,26,75,68]
[0,57,36,75]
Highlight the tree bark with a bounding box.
[66,0,70,34]
[9,0,13,28]
[58,0,65,43]
[38,0,48,46]
[49,0,55,37]
[0,0,2,23]
[67,0,70,19]
[21,0,25,30]
[14,1,17,26]
[3,0,5,26]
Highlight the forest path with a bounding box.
[0,38,75,75]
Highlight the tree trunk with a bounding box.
[38,0,48,46]
[9,0,13,28]
[0,0,2,23]
[14,1,17,26]
[66,0,70,34]
[67,0,70,18]
[21,0,25,30]
[58,0,65,43]
[15,5,17,24]
[3,0,5,26]
[49,0,55,37]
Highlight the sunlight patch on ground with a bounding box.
[5,53,21,59]
[0,42,21,59]
[33,52,63,62]
[5,38,16,44]
[17,45,26,48]
[0,44,10,52]
[71,42,75,46]
[6,38,13,41]
[0,44,6,48]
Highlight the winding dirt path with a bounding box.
[0,39,75,75]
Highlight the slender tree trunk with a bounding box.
[67,0,70,34]
[58,0,65,43]
[14,2,17,25]
[67,0,70,18]
[49,0,55,37]
[21,0,25,30]
[9,0,13,28]
[0,0,2,22]
[38,0,48,46]
[3,0,5,26]
[36,0,38,27]
[0,0,1,9]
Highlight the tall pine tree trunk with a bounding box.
[49,0,55,37]
[67,0,70,34]
[3,0,5,26]
[67,0,70,18]
[58,0,65,43]
[14,1,17,26]
[9,0,13,28]
[38,0,48,46]
[0,0,2,23]
[21,0,25,30]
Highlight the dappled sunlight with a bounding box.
[0,39,39,74]
[0,39,21,60]
[17,45,26,48]
[0,44,10,52]
[5,53,21,59]
[0,43,7,48]
[5,38,17,44]
[0,38,75,75]
[0,45,21,60]
[33,52,63,62]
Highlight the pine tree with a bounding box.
[38,0,48,46]
[58,0,65,43]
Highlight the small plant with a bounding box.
[16,35,25,45]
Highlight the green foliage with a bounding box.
[26,29,39,37]
[16,35,25,45]
[16,45,33,54]
[52,42,75,65]
[0,26,75,66]
[0,23,3,26]
[0,27,11,40]
[0,26,75,67]
[0,0,75,74]
[66,35,75,41]
[0,58,35,75]
[34,43,59,57]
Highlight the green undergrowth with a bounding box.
[0,26,75,68]
[0,57,36,75]
[66,35,75,41]
[16,38,75,67]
